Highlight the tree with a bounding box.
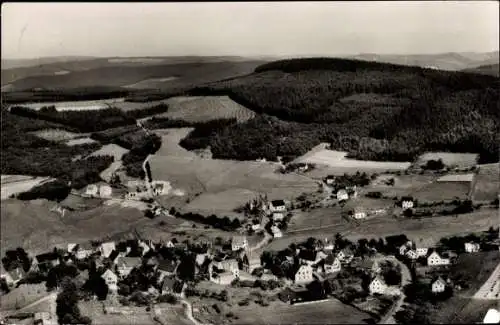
[56,279,87,325]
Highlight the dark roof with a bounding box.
[108,250,120,262]
[324,254,337,265]
[326,175,335,179]
[298,249,317,261]
[271,200,285,206]
[158,259,178,273]
[8,267,26,281]
[401,196,414,201]
[35,252,59,263]
[162,276,176,292]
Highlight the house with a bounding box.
[416,247,429,258]
[99,185,112,199]
[465,242,480,253]
[160,276,177,294]
[269,200,286,212]
[33,311,55,325]
[427,251,451,266]
[272,212,285,221]
[74,243,94,260]
[294,264,313,284]
[346,186,358,199]
[431,277,447,293]
[323,254,341,274]
[99,242,116,258]
[138,240,152,256]
[298,249,327,266]
[67,243,78,254]
[350,207,367,220]
[157,259,178,282]
[325,175,335,185]
[279,287,309,304]
[323,238,334,251]
[251,223,261,231]
[337,189,349,202]
[165,240,175,248]
[32,252,60,273]
[211,270,237,285]
[85,184,99,197]
[337,248,354,264]
[369,276,388,295]
[116,257,142,277]
[213,258,239,277]
[483,308,500,324]
[405,250,418,260]
[401,196,414,209]
[195,254,208,267]
[101,269,118,293]
[231,236,248,251]
[242,253,261,274]
[152,182,166,196]
[271,225,283,238]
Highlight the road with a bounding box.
[249,231,273,253]
[473,261,500,300]
[377,256,411,325]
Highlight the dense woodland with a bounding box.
[185,58,499,163]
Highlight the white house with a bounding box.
[431,277,446,293]
[294,264,314,284]
[464,242,480,253]
[269,200,286,213]
[67,243,78,254]
[401,197,414,209]
[271,225,282,238]
[324,254,342,274]
[74,243,94,260]
[323,238,334,251]
[406,250,418,260]
[85,184,99,197]
[427,251,451,266]
[416,247,429,258]
[351,208,367,220]
[251,223,261,231]
[369,276,388,295]
[99,185,112,199]
[99,242,116,258]
[138,241,151,256]
[101,269,118,293]
[337,190,349,202]
[231,236,248,251]
[272,212,285,221]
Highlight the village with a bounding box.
[1,173,499,325]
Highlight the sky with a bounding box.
[2,1,499,59]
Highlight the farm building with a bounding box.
[99,241,116,258]
[294,264,314,284]
[348,207,367,220]
[157,260,179,281]
[278,287,310,304]
[337,189,349,202]
[427,251,451,266]
[369,276,388,295]
[401,196,415,209]
[323,238,334,251]
[85,184,98,197]
[101,269,118,293]
[431,277,447,293]
[99,184,112,198]
[324,254,342,274]
[271,225,283,238]
[272,212,285,221]
[325,175,335,185]
[116,257,142,277]
[269,200,286,212]
[465,242,481,253]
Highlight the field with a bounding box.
[231,299,373,324]
[123,77,178,88]
[157,96,256,123]
[0,284,48,311]
[296,149,411,173]
[89,143,129,161]
[30,129,84,141]
[436,173,475,182]
[183,188,258,217]
[66,137,97,146]
[0,198,162,256]
[12,98,125,111]
[415,152,479,168]
[364,174,436,198]
[411,181,471,203]
[473,163,500,202]
[265,209,498,252]
[154,128,197,158]
[1,176,54,200]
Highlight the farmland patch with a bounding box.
[89,143,129,161]
[1,176,54,200]
[296,149,411,172]
[473,163,500,202]
[124,77,178,88]
[437,173,475,182]
[12,98,126,111]
[65,137,98,146]
[154,128,197,158]
[416,152,479,169]
[30,129,83,142]
[412,181,471,203]
[183,188,258,216]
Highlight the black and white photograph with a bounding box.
[1,1,499,324]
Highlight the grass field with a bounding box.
[473,163,500,202]
[415,152,479,168]
[0,284,48,311]
[411,181,471,202]
[30,129,84,141]
[183,188,258,217]
[265,209,498,252]
[66,137,97,146]
[231,299,373,324]
[154,128,197,158]
[436,173,475,182]
[157,96,256,123]
[1,176,54,200]
[364,174,436,198]
[296,149,411,173]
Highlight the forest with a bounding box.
[182,58,499,163]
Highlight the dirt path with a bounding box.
[249,231,273,252]
[473,261,500,300]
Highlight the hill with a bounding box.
[1,57,268,91]
[179,57,499,164]
[1,56,98,70]
[345,51,499,71]
[462,63,499,77]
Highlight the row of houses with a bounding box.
[399,239,481,266]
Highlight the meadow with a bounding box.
[12,98,126,111]
[473,163,500,202]
[411,181,471,203]
[415,152,479,168]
